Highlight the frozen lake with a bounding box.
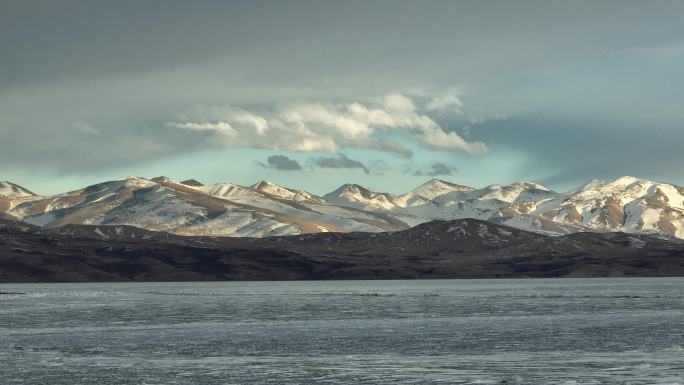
[1,278,683,384]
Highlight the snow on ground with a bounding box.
[22,213,56,227]
[93,228,107,238]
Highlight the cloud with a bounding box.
[471,114,684,189]
[410,162,458,177]
[257,155,302,171]
[383,93,417,112]
[370,159,392,175]
[165,121,236,137]
[374,138,414,158]
[71,121,102,136]
[309,153,370,174]
[223,109,269,135]
[166,92,487,157]
[626,41,684,59]
[426,162,458,176]
[425,90,464,112]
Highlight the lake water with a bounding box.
[1,278,683,384]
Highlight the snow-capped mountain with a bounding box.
[410,179,474,201]
[0,181,39,217]
[3,176,406,237]
[251,180,325,203]
[1,175,683,239]
[323,179,475,212]
[321,179,560,228]
[0,181,36,199]
[322,184,403,211]
[502,176,684,238]
[317,176,684,238]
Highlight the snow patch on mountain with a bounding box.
[0,181,36,199]
[2,175,683,239]
[252,180,325,203]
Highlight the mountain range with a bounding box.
[2,217,683,282]
[1,176,682,239]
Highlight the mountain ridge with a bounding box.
[1,175,682,239]
[2,216,683,282]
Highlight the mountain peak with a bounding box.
[2,175,683,240]
[150,176,174,184]
[252,180,280,189]
[568,178,605,194]
[425,178,449,184]
[0,181,36,199]
[253,180,299,195]
[568,176,649,194]
[610,176,646,187]
[506,181,553,192]
[423,178,472,189]
[180,179,204,187]
[252,180,291,194]
[411,179,473,200]
[251,180,322,203]
[331,183,380,195]
[323,183,397,211]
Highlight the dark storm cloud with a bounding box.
[4,0,683,90]
[1,0,684,190]
[310,154,370,174]
[0,1,346,88]
[258,155,303,171]
[471,114,684,189]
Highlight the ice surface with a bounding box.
[1,278,683,384]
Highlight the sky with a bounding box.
[1,0,683,196]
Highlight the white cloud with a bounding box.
[292,137,338,152]
[166,92,487,157]
[166,121,236,137]
[426,90,464,113]
[281,103,373,139]
[421,126,487,154]
[383,93,416,112]
[226,109,269,135]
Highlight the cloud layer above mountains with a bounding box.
[1,1,684,194]
[166,93,485,157]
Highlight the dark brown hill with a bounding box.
[1,218,683,282]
